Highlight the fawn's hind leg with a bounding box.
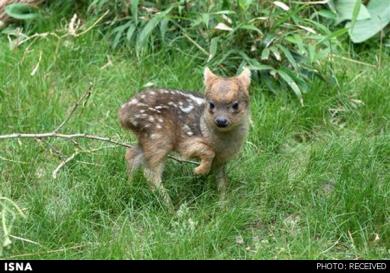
[142,140,174,210]
[125,145,144,178]
[178,138,215,175]
[143,162,173,210]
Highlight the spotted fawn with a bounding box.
[119,67,251,208]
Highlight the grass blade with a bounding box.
[277,69,304,105]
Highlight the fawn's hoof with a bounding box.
[194,165,209,175]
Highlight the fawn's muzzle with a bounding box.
[215,117,229,128]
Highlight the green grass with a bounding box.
[0,28,389,259]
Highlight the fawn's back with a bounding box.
[119,88,206,149]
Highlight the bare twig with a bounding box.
[0,155,28,164]
[30,50,42,76]
[4,243,91,259]
[330,54,376,68]
[53,84,92,132]
[52,145,117,179]
[171,21,208,56]
[52,151,80,179]
[291,0,329,4]
[35,138,65,160]
[8,234,41,246]
[73,10,109,37]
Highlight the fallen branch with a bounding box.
[0,132,198,165]
[0,85,198,178]
[0,132,133,148]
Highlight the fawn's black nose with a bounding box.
[215,117,229,128]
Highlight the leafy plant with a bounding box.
[85,0,339,104]
[4,3,38,20]
[329,0,390,43]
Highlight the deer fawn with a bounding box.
[119,67,251,209]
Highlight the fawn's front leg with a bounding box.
[178,138,215,175]
[214,165,228,199]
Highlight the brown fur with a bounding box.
[119,67,251,208]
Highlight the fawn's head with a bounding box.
[203,67,251,132]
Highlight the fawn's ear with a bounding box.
[236,67,251,91]
[204,67,217,90]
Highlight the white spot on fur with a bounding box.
[130,117,138,126]
[149,107,161,113]
[141,94,146,99]
[148,116,155,122]
[183,93,204,105]
[168,101,177,107]
[149,91,156,95]
[140,109,146,113]
[180,104,194,113]
[150,133,160,139]
[134,114,141,118]
[156,124,162,129]
[183,124,194,136]
[128,99,138,105]
[157,117,164,123]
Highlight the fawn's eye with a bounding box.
[232,102,239,110]
[209,102,215,110]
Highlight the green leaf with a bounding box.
[237,51,273,71]
[308,44,316,63]
[316,27,348,45]
[126,23,136,42]
[277,69,303,105]
[112,23,130,49]
[350,0,362,31]
[238,0,253,11]
[208,37,219,62]
[261,48,270,60]
[270,46,281,61]
[160,18,169,43]
[347,0,390,43]
[213,49,237,66]
[202,13,210,28]
[315,10,337,21]
[5,3,38,20]
[131,0,139,25]
[331,0,370,24]
[136,8,173,52]
[248,64,273,71]
[277,45,298,70]
[235,24,263,34]
[285,34,306,56]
